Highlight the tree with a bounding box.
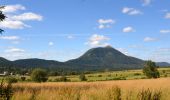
[79,73,87,81]
[31,68,48,82]
[60,75,67,82]
[143,60,160,78]
[0,6,6,34]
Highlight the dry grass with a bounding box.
[11,78,170,100]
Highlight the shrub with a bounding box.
[0,79,13,100]
[6,77,18,83]
[134,73,141,76]
[164,74,168,77]
[20,76,26,81]
[143,60,160,78]
[98,75,102,77]
[79,73,87,81]
[54,76,70,82]
[31,68,48,82]
[60,76,68,82]
[108,74,111,77]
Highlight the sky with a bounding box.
[0,0,170,63]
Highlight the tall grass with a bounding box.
[11,78,170,100]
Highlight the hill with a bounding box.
[156,62,170,67]
[66,46,144,70]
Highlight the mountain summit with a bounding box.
[66,46,144,70]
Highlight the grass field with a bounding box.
[1,68,170,100]
[48,67,170,82]
[1,68,170,82]
[12,78,170,100]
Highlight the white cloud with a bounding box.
[122,7,142,15]
[67,35,74,39]
[0,19,30,29]
[11,12,43,21]
[122,26,135,33]
[5,47,25,53]
[86,34,110,47]
[0,4,43,29]
[117,48,129,55]
[160,30,170,34]
[98,19,115,24]
[0,36,20,40]
[48,42,54,46]
[142,0,152,6]
[165,13,170,19]
[2,4,25,13]
[97,19,115,29]
[144,37,157,42]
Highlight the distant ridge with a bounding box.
[0,46,169,71]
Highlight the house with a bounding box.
[0,71,8,76]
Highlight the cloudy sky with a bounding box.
[0,0,170,63]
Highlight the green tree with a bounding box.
[79,73,87,81]
[0,6,6,34]
[60,75,67,82]
[31,68,48,82]
[143,60,160,78]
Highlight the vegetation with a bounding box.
[31,68,48,82]
[11,78,169,100]
[143,61,160,78]
[0,6,6,34]
[0,79,13,100]
[138,89,162,100]
[79,73,87,81]
[5,77,18,83]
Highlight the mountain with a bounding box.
[13,58,63,69]
[0,57,14,72]
[156,62,170,67]
[66,46,144,70]
[0,46,169,72]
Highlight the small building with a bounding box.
[0,71,8,76]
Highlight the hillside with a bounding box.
[66,46,144,70]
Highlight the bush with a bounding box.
[54,76,70,82]
[31,68,48,82]
[6,77,18,83]
[79,73,87,81]
[143,60,160,78]
[0,79,13,100]
[134,73,141,76]
[98,75,102,77]
[20,76,26,81]
[60,76,68,82]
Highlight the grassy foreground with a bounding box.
[12,78,170,100]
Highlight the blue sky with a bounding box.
[0,0,170,63]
